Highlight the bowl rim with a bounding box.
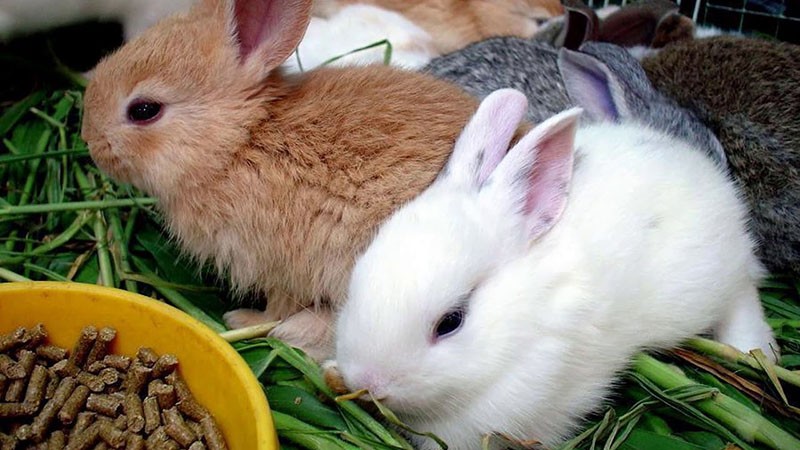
[0,280,277,448]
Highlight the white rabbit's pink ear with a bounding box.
[487,108,581,242]
[443,89,529,188]
[223,0,312,77]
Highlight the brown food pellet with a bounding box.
[161,439,180,450]
[2,325,228,450]
[147,381,175,411]
[86,394,122,417]
[199,415,227,450]
[122,363,151,395]
[36,345,68,363]
[3,375,25,402]
[67,420,101,450]
[165,373,208,421]
[163,407,196,447]
[69,412,96,442]
[150,355,178,380]
[0,354,25,380]
[188,442,207,450]
[23,325,48,350]
[77,372,107,393]
[0,432,16,450]
[112,414,127,431]
[86,328,116,368]
[125,433,144,450]
[0,328,27,353]
[97,420,126,448]
[186,420,203,438]
[135,348,158,368]
[66,327,99,374]
[99,368,120,387]
[31,376,78,441]
[59,385,91,425]
[142,397,161,434]
[123,393,145,433]
[47,429,66,450]
[144,426,167,449]
[87,362,107,374]
[15,424,33,441]
[23,365,48,407]
[51,359,70,377]
[0,402,37,417]
[102,355,131,372]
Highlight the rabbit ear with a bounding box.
[598,0,680,47]
[557,48,629,122]
[219,0,312,77]
[559,2,600,50]
[443,89,529,189]
[485,108,581,242]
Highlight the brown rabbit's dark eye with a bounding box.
[127,100,163,124]
[434,306,466,340]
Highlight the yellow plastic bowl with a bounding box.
[0,281,278,450]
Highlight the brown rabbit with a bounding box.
[81,0,479,361]
[316,0,565,54]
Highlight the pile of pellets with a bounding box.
[0,324,228,450]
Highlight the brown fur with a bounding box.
[81,0,478,360]
[322,0,564,54]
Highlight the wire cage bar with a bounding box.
[583,0,800,43]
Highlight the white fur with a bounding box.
[281,4,437,73]
[334,90,777,449]
[0,0,196,40]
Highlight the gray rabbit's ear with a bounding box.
[557,48,628,122]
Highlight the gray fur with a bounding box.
[423,38,727,166]
[423,38,569,124]
[642,36,800,276]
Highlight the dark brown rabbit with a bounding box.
[81,0,479,360]
[641,36,800,277]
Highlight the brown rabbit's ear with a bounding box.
[216,0,312,77]
[558,1,600,50]
[599,0,686,47]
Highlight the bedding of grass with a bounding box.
[1,28,799,450]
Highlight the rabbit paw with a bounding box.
[223,308,273,329]
[715,286,780,363]
[322,360,349,395]
[270,308,336,362]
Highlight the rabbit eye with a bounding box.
[433,306,466,340]
[127,100,163,124]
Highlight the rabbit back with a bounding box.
[425,37,570,123]
[642,36,800,276]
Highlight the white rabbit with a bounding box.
[332,57,777,448]
[282,3,436,73]
[0,0,196,41]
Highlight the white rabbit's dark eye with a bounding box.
[434,306,465,340]
[127,100,163,124]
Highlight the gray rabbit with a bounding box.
[423,39,726,165]
[641,36,800,276]
[425,34,800,277]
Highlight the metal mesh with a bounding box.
[583,0,799,43]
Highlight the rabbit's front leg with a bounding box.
[224,289,335,362]
[713,283,779,362]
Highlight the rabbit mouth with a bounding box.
[89,143,135,184]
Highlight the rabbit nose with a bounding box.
[354,370,389,401]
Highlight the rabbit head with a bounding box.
[81,0,312,198]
